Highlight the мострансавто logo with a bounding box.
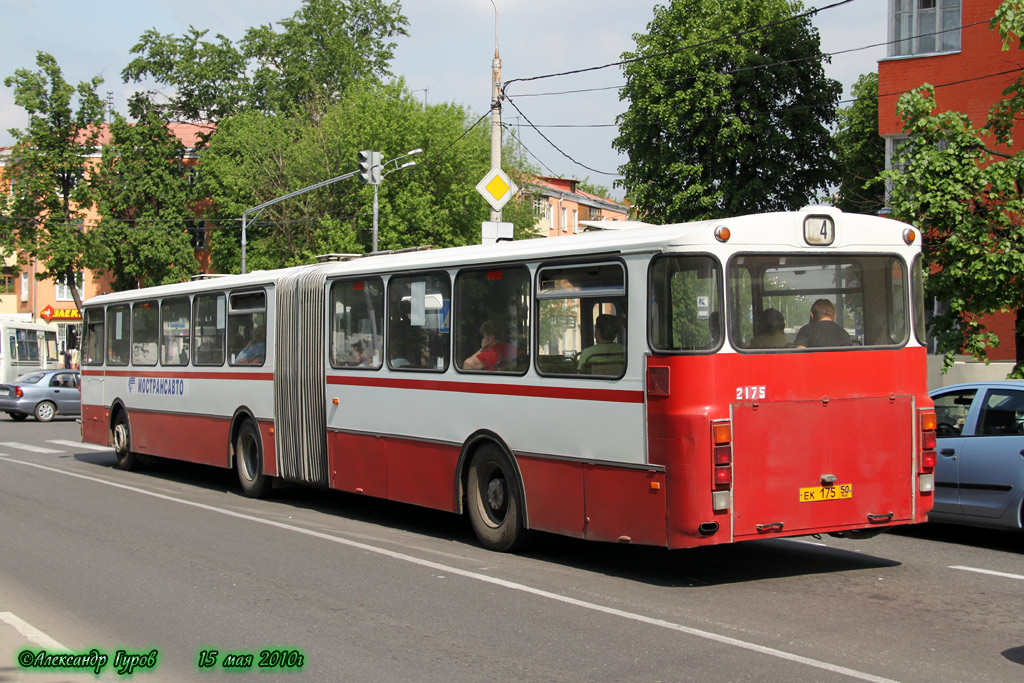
[127,377,187,397]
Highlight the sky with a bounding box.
[0,0,887,198]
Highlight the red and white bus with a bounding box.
[80,207,936,551]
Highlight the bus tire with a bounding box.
[111,411,138,471]
[235,420,269,498]
[467,444,530,552]
[34,401,56,423]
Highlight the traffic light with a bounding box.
[358,150,382,185]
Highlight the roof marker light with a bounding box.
[714,226,731,243]
[903,228,917,245]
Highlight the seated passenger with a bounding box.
[463,321,514,371]
[751,308,788,348]
[578,314,624,372]
[794,299,852,348]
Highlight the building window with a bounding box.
[572,209,578,234]
[55,273,83,302]
[532,197,548,218]
[20,273,28,302]
[890,0,961,57]
[189,220,207,250]
[1,275,13,294]
[561,207,568,232]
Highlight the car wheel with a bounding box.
[7,412,28,421]
[466,444,531,552]
[34,402,56,423]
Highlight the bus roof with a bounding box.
[82,208,918,307]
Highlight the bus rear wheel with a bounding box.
[235,420,269,498]
[467,445,530,552]
[111,412,138,471]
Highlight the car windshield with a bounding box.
[15,372,45,384]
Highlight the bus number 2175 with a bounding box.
[736,385,766,401]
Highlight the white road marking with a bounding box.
[0,611,68,650]
[47,440,112,452]
[0,442,63,454]
[949,565,1024,581]
[0,457,896,683]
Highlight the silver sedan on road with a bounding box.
[0,369,81,422]
[930,380,1024,532]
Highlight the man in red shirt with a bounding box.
[463,321,514,371]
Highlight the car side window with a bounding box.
[933,389,977,436]
[977,389,1024,436]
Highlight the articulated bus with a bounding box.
[80,207,936,551]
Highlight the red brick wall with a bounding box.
[878,0,1023,141]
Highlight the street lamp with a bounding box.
[371,148,423,252]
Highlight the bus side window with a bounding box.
[387,273,450,372]
[193,293,226,366]
[228,291,266,366]
[106,304,130,366]
[454,267,529,374]
[82,309,105,366]
[330,278,384,370]
[536,262,626,378]
[161,297,191,366]
[131,300,159,366]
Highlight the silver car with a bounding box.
[930,380,1024,531]
[0,369,81,422]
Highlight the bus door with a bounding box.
[730,395,916,539]
[274,266,332,487]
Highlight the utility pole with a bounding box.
[489,0,503,224]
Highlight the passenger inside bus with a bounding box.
[235,328,266,365]
[795,299,852,348]
[463,320,515,371]
[751,308,789,348]
[578,314,624,374]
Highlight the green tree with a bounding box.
[885,0,1024,377]
[122,0,408,122]
[886,86,1024,376]
[615,0,840,222]
[834,72,886,214]
[3,52,106,310]
[89,96,200,290]
[198,81,536,273]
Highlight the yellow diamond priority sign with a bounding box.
[476,167,518,211]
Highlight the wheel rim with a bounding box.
[479,462,509,527]
[113,422,129,453]
[239,432,259,481]
[37,403,54,421]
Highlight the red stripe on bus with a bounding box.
[82,369,274,381]
[326,374,644,403]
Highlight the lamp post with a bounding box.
[371,148,422,252]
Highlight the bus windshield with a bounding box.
[728,254,910,351]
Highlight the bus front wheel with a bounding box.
[235,420,269,498]
[467,444,530,552]
[111,412,138,471]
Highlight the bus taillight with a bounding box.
[919,410,937,493]
[711,421,732,510]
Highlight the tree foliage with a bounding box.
[3,52,106,310]
[198,81,537,273]
[885,93,1024,375]
[122,0,408,122]
[89,96,200,290]
[834,72,886,214]
[614,0,841,223]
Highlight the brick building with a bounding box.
[528,177,630,237]
[879,0,1024,384]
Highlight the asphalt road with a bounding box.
[0,417,1021,682]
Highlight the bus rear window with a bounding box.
[728,254,909,351]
